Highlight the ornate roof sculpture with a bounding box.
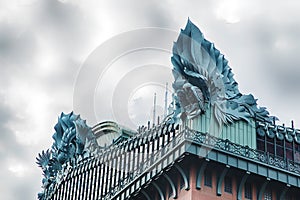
[36,112,99,199]
[172,19,275,126]
[37,20,300,200]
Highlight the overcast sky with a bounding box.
[1,0,300,199]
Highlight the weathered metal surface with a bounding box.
[257,121,300,143]
[188,107,257,148]
[36,112,99,200]
[171,19,275,126]
[39,122,300,200]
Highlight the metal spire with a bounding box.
[153,93,156,126]
[164,82,168,117]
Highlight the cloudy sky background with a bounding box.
[1,0,300,199]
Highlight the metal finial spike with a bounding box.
[153,93,156,126]
[164,82,168,118]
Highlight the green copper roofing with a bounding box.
[171,19,276,126]
[36,112,99,200]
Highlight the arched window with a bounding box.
[204,169,212,187]
[244,182,252,199]
[224,176,232,194]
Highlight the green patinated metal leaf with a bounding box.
[171,19,276,126]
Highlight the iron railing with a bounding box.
[45,125,300,200]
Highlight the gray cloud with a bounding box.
[0,94,41,200]
[32,0,93,53]
[0,95,26,159]
[0,22,37,88]
[105,0,175,28]
[0,23,37,65]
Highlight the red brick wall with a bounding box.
[171,164,263,200]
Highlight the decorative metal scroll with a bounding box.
[256,121,300,144]
[36,112,99,200]
[185,128,300,174]
[171,19,276,126]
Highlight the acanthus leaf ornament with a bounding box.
[171,19,276,126]
[36,112,99,199]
